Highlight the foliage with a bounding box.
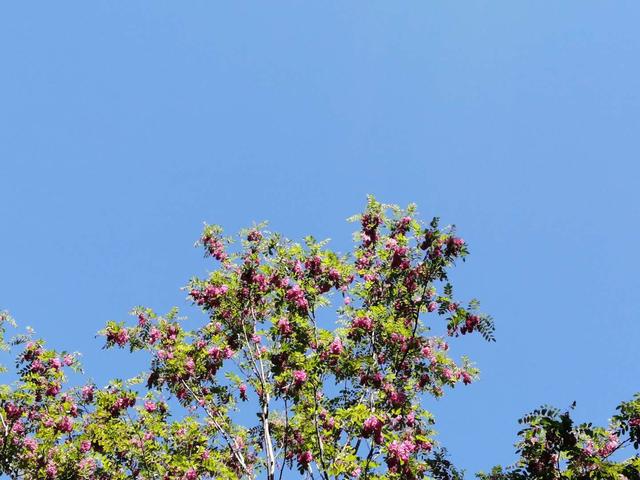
[0,197,636,479]
[478,398,640,480]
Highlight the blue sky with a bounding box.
[1,1,639,475]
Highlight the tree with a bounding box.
[0,197,637,479]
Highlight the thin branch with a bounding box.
[180,380,253,479]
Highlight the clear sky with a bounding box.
[1,1,639,475]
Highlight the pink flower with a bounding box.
[427,302,437,312]
[45,461,57,478]
[4,402,21,420]
[46,383,61,396]
[184,467,198,480]
[78,458,97,474]
[598,433,619,457]
[31,359,44,373]
[80,440,91,452]
[148,327,161,344]
[329,337,344,355]
[293,370,307,386]
[115,329,129,346]
[388,390,407,407]
[277,317,293,336]
[184,357,196,375]
[23,436,38,452]
[56,416,73,433]
[387,440,416,464]
[329,268,341,282]
[362,415,384,443]
[297,450,313,465]
[11,421,25,435]
[247,230,262,242]
[630,418,640,427]
[461,314,480,335]
[286,285,308,310]
[203,235,226,260]
[62,354,74,366]
[583,440,596,456]
[50,357,62,369]
[144,401,157,412]
[352,316,373,331]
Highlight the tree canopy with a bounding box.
[1,197,638,479]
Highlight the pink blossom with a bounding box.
[149,327,161,344]
[293,370,307,385]
[277,317,293,336]
[115,329,129,346]
[184,467,198,480]
[388,390,407,407]
[31,359,44,373]
[599,433,619,457]
[583,440,596,456]
[387,440,416,464]
[239,384,248,401]
[80,440,91,452]
[184,357,196,375]
[62,354,74,366]
[286,285,308,310]
[78,458,96,474]
[81,385,95,402]
[207,346,222,359]
[329,268,341,282]
[4,402,21,420]
[23,436,38,452]
[329,337,344,355]
[297,450,313,465]
[362,415,384,443]
[46,383,61,396]
[352,316,373,331]
[442,368,455,382]
[11,421,25,435]
[406,411,416,426]
[144,401,157,412]
[57,416,73,433]
[45,461,57,478]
